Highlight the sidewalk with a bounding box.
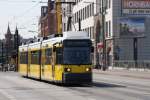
[93,68,150,80]
[109,66,150,72]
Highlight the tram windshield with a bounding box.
[63,40,92,65]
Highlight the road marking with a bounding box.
[0,89,17,100]
[87,98,96,100]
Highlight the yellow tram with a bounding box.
[19,31,93,84]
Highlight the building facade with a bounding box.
[61,0,75,32]
[39,0,57,37]
[96,0,150,67]
[40,6,48,37]
[72,0,96,39]
[62,0,100,66]
[62,0,150,67]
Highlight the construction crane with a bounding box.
[56,0,62,34]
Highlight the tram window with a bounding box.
[20,52,28,64]
[31,50,40,64]
[56,48,63,64]
[45,48,52,64]
[63,40,92,47]
[20,53,22,64]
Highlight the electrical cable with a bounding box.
[0,0,46,38]
[6,2,41,31]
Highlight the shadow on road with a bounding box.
[58,82,126,88]
[92,82,126,88]
[23,76,126,88]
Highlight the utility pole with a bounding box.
[101,0,107,71]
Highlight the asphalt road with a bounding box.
[0,70,150,100]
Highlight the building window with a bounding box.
[79,10,81,21]
[92,3,94,16]
[81,10,82,20]
[109,21,111,36]
[87,5,89,18]
[105,22,108,37]
[77,12,79,23]
[106,0,111,9]
[82,9,84,20]
[84,8,86,19]
[109,0,111,8]
[85,7,87,19]
[89,4,92,16]
[83,8,85,20]
[99,0,102,13]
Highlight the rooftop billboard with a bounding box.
[120,18,145,38]
[122,0,150,15]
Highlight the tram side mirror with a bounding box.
[53,46,56,52]
[91,46,94,53]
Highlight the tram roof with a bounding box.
[19,44,28,52]
[19,31,90,51]
[63,31,90,40]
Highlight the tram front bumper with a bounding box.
[63,73,92,84]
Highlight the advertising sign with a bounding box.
[122,0,150,15]
[120,18,145,37]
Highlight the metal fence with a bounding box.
[113,60,150,70]
[0,64,16,72]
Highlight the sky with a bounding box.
[0,0,47,39]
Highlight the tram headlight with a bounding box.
[64,68,71,72]
[86,68,91,72]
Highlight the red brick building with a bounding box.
[39,0,57,37]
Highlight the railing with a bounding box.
[0,64,16,72]
[113,60,150,70]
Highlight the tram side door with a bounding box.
[52,46,56,80]
[27,51,31,77]
[41,49,45,78]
